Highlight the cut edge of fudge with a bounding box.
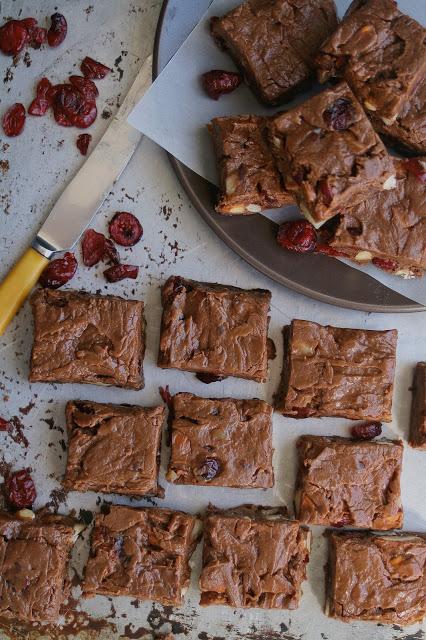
[409,362,426,449]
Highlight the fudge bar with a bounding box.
[322,158,426,278]
[296,435,403,529]
[29,289,145,389]
[316,0,426,125]
[158,276,271,382]
[83,505,200,605]
[211,0,338,105]
[64,400,165,497]
[167,392,274,488]
[0,511,78,623]
[409,363,426,449]
[200,505,310,609]
[209,115,292,214]
[269,83,395,227]
[327,531,426,625]
[275,319,397,421]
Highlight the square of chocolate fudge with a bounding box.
[327,531,426,625]
[29,289,145,389]
[274,319,397,421]
[209,115,292,215]
[166,392,274,488]
[316,0,426,126]
[322,158,426,278]
[82,505,200,605]
[158,276,271,382]
[211,0,337,105]
[296,435,403,529]
[409,362,426,449]
[200,505,310,609]
[64,400,165,497]
[268,82,396,226]
[0,511,77,623]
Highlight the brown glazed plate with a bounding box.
[152,0,422,313]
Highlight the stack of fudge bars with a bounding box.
[208,0,426,278]
[3,277,426,627]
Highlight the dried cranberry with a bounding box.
[201,70,242,100]
[104,238,120,265]
[39,252,77,289]
[196,373,225,384]
[292,167,307,185]
[319,179,334,206]
[292,408,313,418]
[52,84,85,125]
[159,385,172,406]
[72,101,97,129]
[331,514,352,528]
[0,417,10,432]
[81,229,106,266]
[2,103,25,137]
[277,220,317,253]
[37,77,52,99]
[28,26,47,49]
[323,98,355,131]
[108,212,143,247]
[69,75,99,100]
[103,264,139,282]
[315,244,349,258]
[197,458,221,481]
[28,97,49,116]
[81,56,111,79]
[47,13,67,48]
[5,469,36,509]
[405,159,426,184]
[372,257,398,272]
[351,421,382,440]
[20,18,37,30]
[0,20,28,56]
[76,133,92,155]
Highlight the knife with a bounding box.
[0,54,152,336]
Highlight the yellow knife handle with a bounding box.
[0,247,49,336]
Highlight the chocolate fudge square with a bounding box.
[269,82,396,227]
[0,511,77,623]
[64,400,165,497]
[324,158,426,278]
[409,363,426,449]
[167,392,274,488]
[83,505,199,605]
[211,0,337,105]
[316,0,426,125]
[275,319,397,421]
[209,115,292,214]
[158,276,271,382]
[200,505,310,609]
[30,289,145,389]
[296,435,403,529]
[327,531,426,625]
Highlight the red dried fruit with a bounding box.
[81,229,106,266]
[5,469,36,509]
[372,257,398,272]
[277,220,317,253]
[292,167,307,185]
[37,77,52,99]
[28,26,47,49]
[0,20,28,56]
[323,97,355,131]
[72,100,97,129]
[315,244,349,258]
[52,84,97,129]
[197,457,221,480]
[20,18,37,30]
[0,417,10,432]
[76,133,92,156]
[81,56,111,79]
[104,238,120,265]
[47,13,67,48]
[159,385,172,406]
[292,408,314,418]
[196,373,226,384]
[108,212,143,247]
[201,69,242,100]
[39,252,77,289]
[28,97,49,116]
[331,514,352,528]
[405,159,426,184]
[103,264,139,283]
[351,421,382,440]
[2,103,26,137]
[319,179,333,206]
[69,75,99,100]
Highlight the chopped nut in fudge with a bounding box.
[158,276,271,382]
[275,319,397,421]
[211,0,337,105]
[296,435,403,529]
[327,531,426,625]
[200,505,310,609]
[409,363,426,449]
[64,401,165,497]
[167,392,274,488]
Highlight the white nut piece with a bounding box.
[273,136,281,148]
[304,529,312,553]
[166,469,179,482]
[246,203,262,213]
[73,522,86,542]
[225,174,238,195]
[355,250,373,262]
[395,268,415,279]
[17,509,35,520]
[228,205,247,214]
[191,518,203,540]
[364,100,377,111]
[383,175,396,190]
[382,115,397,126]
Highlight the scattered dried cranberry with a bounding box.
[372,257,398,272]
[351,421,382,440]
[315,244,349,258]
[81,56,111,79]
[2,103,25,137]
[319,179,333,206]
[69,75,99,101]
[277,220,317,253]
[72,101,97,129]
[103,264,139,282]
[39,252,77,289]
[52,84,97,129]
[0,20,28,56]
[27,25,47,49]
[81,229,106,266]
[159,385,172,406]
[108,212,143,247]
[196,373,226,384]
[201,70,242,100]
[331,514,352,528]
[292,408,314,418]
[323,97,355,131]
[5,469,36,509]
[28,77,52,116]
[292,167,307,185]
[104,238,120,265]
[0,417,10,432]
[198,458,221,481]
[76,133,92,156]
[47,13,67,48]
[405,159,426,184]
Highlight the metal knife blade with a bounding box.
[34,54,152,257]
